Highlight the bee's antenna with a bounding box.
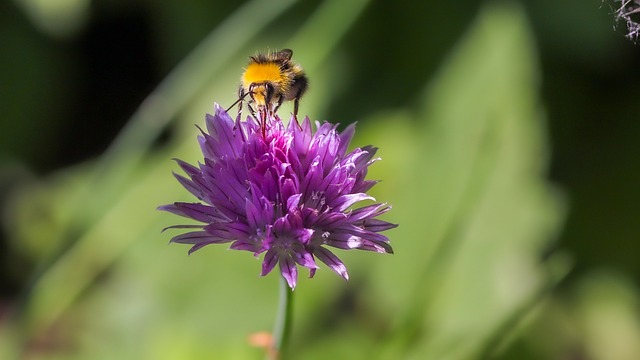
[226,91,251,113]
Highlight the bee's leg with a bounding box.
[293,97,302,130]
[293,97,300,119]
[230,88,247,131]
[289,74,307,129]
[272,95,284,115]
[247,103,257,120]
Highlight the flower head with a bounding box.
[160,104,396,289]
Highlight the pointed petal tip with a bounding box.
[261,250,279,276]
[285,277,296,290]
[377,242,395,254]
[279,270,297,289]
[187,245,206,256]
[279,258,298,290]
[214,103,229,116]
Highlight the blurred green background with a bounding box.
[1,0,639,359]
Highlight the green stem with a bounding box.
[272,276,294,360]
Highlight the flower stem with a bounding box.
[272,276,294,360]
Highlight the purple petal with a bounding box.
[230,239,261,252]
[322,232,364,249]
[169,231,224,245]
[206,107,242,158]
[313,211,349,228]
[280,177,299,208]
[314,247,349,281]
[158,202,227,223]
[271,216,286,234]
[332,193,374,212]
[292,227,314,245]
[205,221,251,239]
[338,224,390,243]
[315,134,339,170]
[173,158,200,177]
[353,180,378,194]
[245,195,274,230]
[361,218,398,232]
[261,248,279,276]
[203,159,250,208]
[324,231,393,254]
[169,231,234,255]
[348,203,388,222]
[286,211,304,232]
[300,157,323,198]
[173,173,207,201]
[188,242,214,254]
[279,255,298,289]
[337,123,356,158]
[318,164,353,196]
[353,146,378,168]
[161,224,203,232]
[291,249,318,269]
[197,131,216,160]
[286,193,302,213]
[291,116,313,155]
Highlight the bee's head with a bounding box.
[248,82,277,114]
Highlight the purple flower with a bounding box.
[159,104,396,289]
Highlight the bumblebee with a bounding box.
[228,49,308,122]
